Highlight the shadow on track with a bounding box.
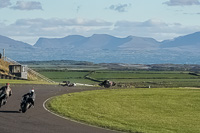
[0,110,20,113]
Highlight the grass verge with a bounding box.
[0,79,53,85]
[46,87,200,133]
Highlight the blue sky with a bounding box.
[0,0,200,45]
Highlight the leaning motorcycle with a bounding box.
[0,93,7,108]
[20,96,33,113]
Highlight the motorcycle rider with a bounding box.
[0,83,12,105]
[19,89,35,111]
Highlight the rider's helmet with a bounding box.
[30,89,34,95]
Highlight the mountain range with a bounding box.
[0,32,200,64]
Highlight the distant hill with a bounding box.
[119,36,160,50]
[34,34,132,50]
[0,35,33,50]
[34,35,87,49]
[79,34,131,49]
[160,32,200,51]
[0,35,34,61]
[34,34,162,51]
[0,32,200,64]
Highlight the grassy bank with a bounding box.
[0,59,10,74]
[0,79,52,85]
[47,88,200,133]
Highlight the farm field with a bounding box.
[39,70,200,88]
[21,60,200,87]
[39,71,97,84]
[47,87,200,133]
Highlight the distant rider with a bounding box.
[0,83,12,105]
[19,89,36,111]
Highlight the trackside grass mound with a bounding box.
[46,88,200,133]
[0,79,52,85]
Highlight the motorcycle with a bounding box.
[20,95,33,113]
[99,80,116,88]
[0,93,7,108]
[60,81,76,87]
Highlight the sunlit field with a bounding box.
[47,87,200,133]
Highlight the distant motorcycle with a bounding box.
[20,95,34,113]
[99,80,116,88]
[0,93,7,108]
[60,81,76,87]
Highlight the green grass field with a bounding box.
[47,88,200,133]
[89,71,194,79]
[39,71,97,84]
[38,70,200,88]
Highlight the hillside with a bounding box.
[160,32,200,51]
[33,34,160,50]
[1,31,200,64]
[34,35,87,48]
[0,35,33,49]
[34,34,132,50]
[119,36,160,50]
[0,59,11,75]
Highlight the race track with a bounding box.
[0,84,121,133]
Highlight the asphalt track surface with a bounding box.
[0,84,122,133]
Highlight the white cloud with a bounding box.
[11,1,43,10]
[14,18,113,27]
[163,0,200,6]
[0,0,11,8]
[117,19,168,27]
[108,3,131,12]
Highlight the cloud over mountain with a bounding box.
[108,3,131,12]
[11,1,43,10]
[114,19,200,41]
[163,0,200,6]
[14,18,112,27]
[0,0,11,8]
[1,18,200,45]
